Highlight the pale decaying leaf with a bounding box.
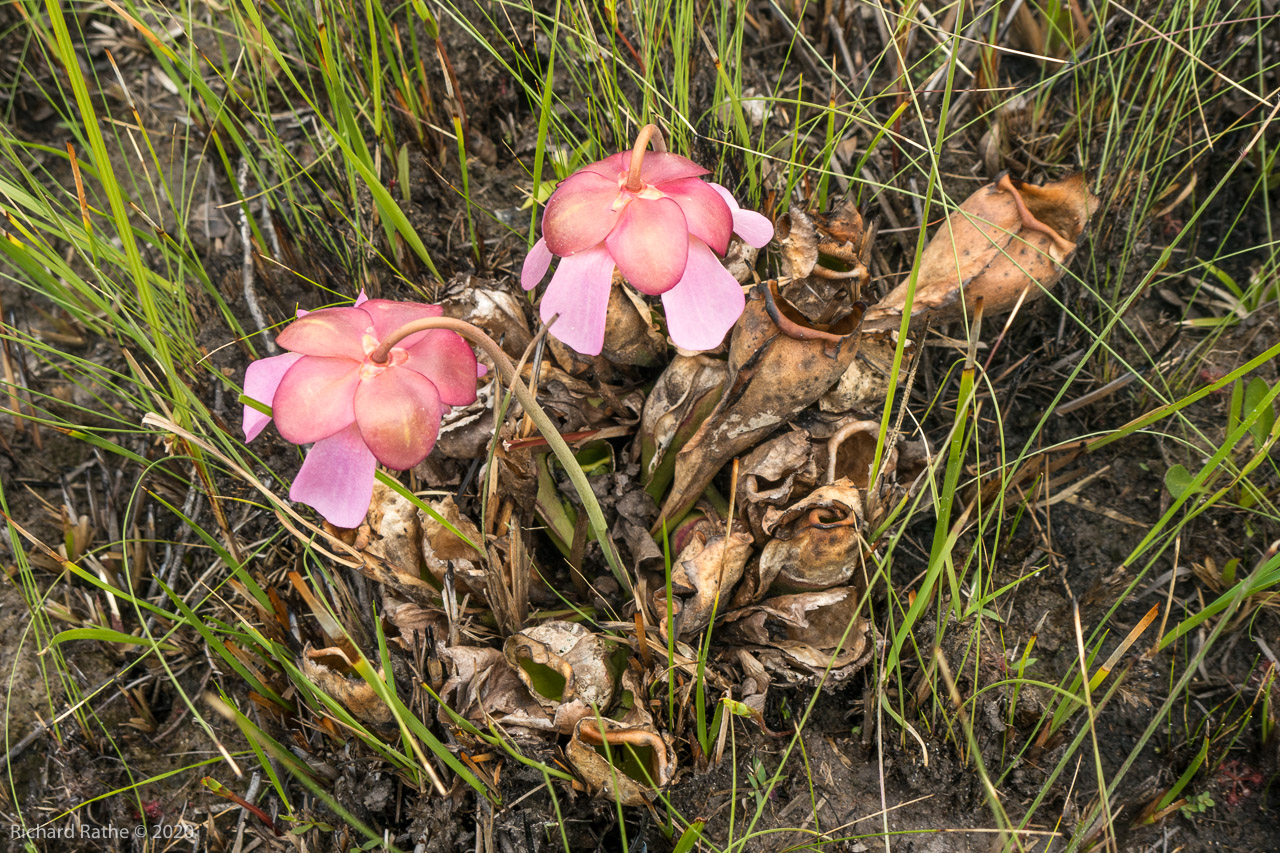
[602,281,665,366]
[421,496,486,593]
[302,645,394,727]
[864,173,1099,331]
[504,620,616,734]
[438,646,554,732]
[365,482,424,578]
[760,480,866,592]
[637,354,727,496]
[654,283,866,531]
[734,428,818,540]
[652,518,754,639]
[566,716,676,807]
[721,586,871,684]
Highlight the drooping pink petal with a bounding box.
[538,246,616,356]
[522,238,554,291]
[359,299,444,350]
[578,152,629,179]
[401,330,478,406]
[275,307,371,360]
[661,239,746,352]
[542,171,624,256]
[290,423,377,528]
[353,368,443,470]
[658,177,733,255]
[354,290,369,306]
[272,356,361,444]
[606,197,688,296]
[242,352,303,441]
[709,183,774,248]
[639,151,709,185]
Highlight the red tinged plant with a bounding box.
[521,124,773,356]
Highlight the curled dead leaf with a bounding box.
[865,173,1099,330]
[302,645,393,727]
[420,496,485,593]
[439,646,554,732]
[504,620,616,733]
[734,428,818,540]
[654,283,865,532]
[567,717,676,806]
[721,586,871,683]
[759,480,865,592]
[637,354,728,500]
[602,282,665,366]
[653,517,754,639]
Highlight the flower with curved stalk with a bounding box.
[521,124,773,356]
[242,293,478,527]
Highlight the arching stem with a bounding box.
[624,123,667,192]
[371,317,632,593]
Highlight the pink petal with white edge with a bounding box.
[353,368,442,470]
[276,307,371,360]
[661,239,746,352]
[658,177,733,255]
[606,197,688,296]
[359,299,443,350]
[538,246,615,356]
[290,423,377,528]
[709,183,774,248]
[521,238,554,291]
[272,356,361,444]
[542,171,623,256]
[402,329,478,406]
[242,352,303,441]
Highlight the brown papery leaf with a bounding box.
[864,172,1098,331]
[504,620,616,733]
[759,480,866,593]
[653,283,865,532]
[567,717,676,807]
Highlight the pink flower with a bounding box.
[521,130,773,356]
[242,293,478,527]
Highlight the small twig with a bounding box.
[236,158,276,355]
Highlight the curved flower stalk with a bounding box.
[242,293,478,527]
[521,124,774,356]
[243,298,632,591]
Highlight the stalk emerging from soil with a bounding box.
[371,317,631,592]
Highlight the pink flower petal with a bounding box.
[579,152,629,179]
[275,307,371,360]
[606,197,688,296]
[358,299,443,350]
[354,368,443,469]
[580,151,707,185]
[538,246,615,356]
[354,290,369,306]
[638,151,709,185]
[402,329,478,406]
[290,423,377,528]
[242,352,303,441]
[658,177,733,255]
[661,239,746,352]
[272,356,361,444]
[709,183,774,248]
[543,171,623,256]
[522,238,554,291]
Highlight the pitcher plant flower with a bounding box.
[242,293,478,527]
[521,124,773,356]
